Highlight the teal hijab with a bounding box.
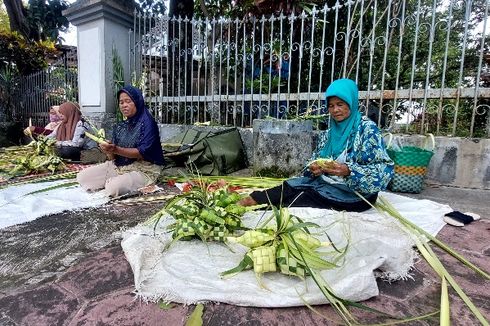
[320,79,362,159]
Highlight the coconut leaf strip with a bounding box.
[185,303,204,326]
[376,196,490,280]
[24,181,79,196]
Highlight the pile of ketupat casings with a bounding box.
[149,179,267,245]
[222,205,345,286]
[149,175,489,325]
[149,177,345,286]
[0,136,65,179]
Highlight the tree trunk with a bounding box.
[2,0,30,39]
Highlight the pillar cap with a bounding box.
[63,0,135,28]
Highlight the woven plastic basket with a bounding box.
[386,134,435,194]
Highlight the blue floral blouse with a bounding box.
[308,116,394,194]
[287,115,393,202]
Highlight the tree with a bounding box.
[2,0,28,38]
[2,0,69,44]
[134,0,166,15]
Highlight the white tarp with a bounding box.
[0,180,109,229]
[121,192,452,307]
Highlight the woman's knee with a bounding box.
[77,161,116,191]
[104,171,147,197]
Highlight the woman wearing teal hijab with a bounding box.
[239,79,394,212]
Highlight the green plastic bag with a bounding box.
[163,128,247,175]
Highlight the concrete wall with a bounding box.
[158,122,490,190]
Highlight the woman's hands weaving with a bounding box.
[309,161,350,177]
[99,141,116,154]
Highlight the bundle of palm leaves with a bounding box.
[222,206,345,285]
[0,136,65,178]
[149,179,266,245]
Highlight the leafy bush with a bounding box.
[0,30,58,75]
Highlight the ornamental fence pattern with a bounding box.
[131,0,490,137]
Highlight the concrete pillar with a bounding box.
[252,119,315,177]
[63,0,134,128]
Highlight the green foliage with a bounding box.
[0,64,16,120]
[134,0,167,15]
[0,30,57,74]
[245,75,283,94]
[25,0,70,43]
[45,66,78,102]
[112,45,125,122]
[194,0,327,18]
[131,70,148,93]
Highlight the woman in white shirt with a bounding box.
[47,102,97,161]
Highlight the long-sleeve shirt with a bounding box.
[48,120,97,150]
[308,116,394,194]
[287,116,394,203]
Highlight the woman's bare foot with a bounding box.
[237,196,257,206]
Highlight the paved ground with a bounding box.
[0,179,489,326]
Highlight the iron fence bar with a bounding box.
[278,13,284,119]
[225,19,231,126]
[420,0,438,134]
[287,12,294,116]
[250,17,256,126]
[406,0,422,132]
[204,18,210,123]
[343,0,351,77]
[365,0,378,106]
[259,15,265,120]
[297,11,306,118]
[453,0,472,136]
[306,8,316,111]
[389,0,407,130]
[436,0,454,136]
[233,18,239,125]
[471,0,489,138]
[331,4,338,83]
[378,0,393,126]
[318,5,328,109]
[267,16,273,118]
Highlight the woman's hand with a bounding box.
[309,162,323,176]
[323,162,350,177]
[23,126,35,136]
[99,142,143,160]
[99,141,116,154]
[309,161,350,177]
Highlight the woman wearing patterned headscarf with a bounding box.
[76,85,164,197]
[47,102,97,160]
[239,79,394,212]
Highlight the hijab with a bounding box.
[320,78,362,159]
[114,85,164,166]
[56,102,81,141]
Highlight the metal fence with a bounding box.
[13,48,78,128]
[131,0,490,138]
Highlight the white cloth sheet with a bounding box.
[0,180,109,229]
[121,191,452,307]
